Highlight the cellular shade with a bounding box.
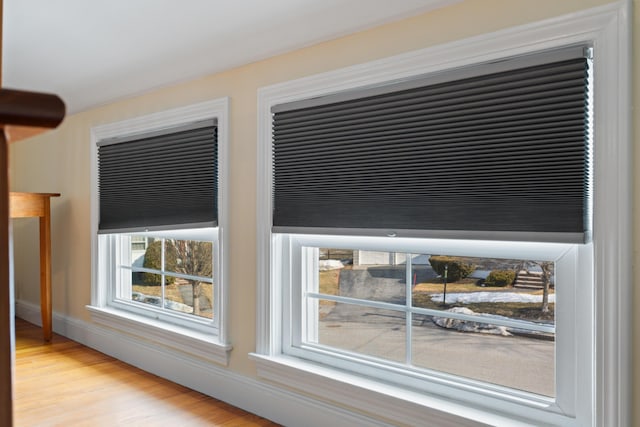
[271,47,591,243]
[98,120,217,232]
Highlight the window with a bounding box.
[273,45,588,408]
[90,98,230,364]
[288,238,568,398]
[108,229,216,329]
[269,44,589,410]
[255,5,630,426]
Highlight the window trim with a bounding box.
[254,2,631,425]
[90,97,231,363]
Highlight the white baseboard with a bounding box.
[15,300,44,327]
[14,300,390,427]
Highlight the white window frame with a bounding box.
[283,234,578,408]
[89,98,231,365]
[253,3,631,426]
[107,228,218,334]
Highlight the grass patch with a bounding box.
[319,268,346,308]
[319,272,554,322]
[414,278,554,295]
[413,279,555,322]
[319,269,342,295]
[412,291,554,322]
[414,278,484,293]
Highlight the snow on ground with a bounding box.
[431,307,512,336]
[318,259,345,271]
[132,291,193,313]
[430,291,555,304]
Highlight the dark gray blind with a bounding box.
[272,49,591,242]
[98,121,217,232]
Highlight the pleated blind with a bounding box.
[271,47,591,242]
[98,120,217,233]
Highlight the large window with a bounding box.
[271,45,589,410]
[255,5,630,426]
[268,44,592,405]
[90,98,230,364]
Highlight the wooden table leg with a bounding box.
[39,197,52,342]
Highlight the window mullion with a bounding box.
[306,292,404,312]
[130,267,213,284]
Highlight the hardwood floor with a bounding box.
[14,318,280,426]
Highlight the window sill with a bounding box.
[249,353,575,426]
[87,305,231,366]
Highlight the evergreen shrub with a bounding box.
[428,256,474,282]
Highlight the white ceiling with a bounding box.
[2,0,456,114]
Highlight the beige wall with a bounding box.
[9,0,636,423]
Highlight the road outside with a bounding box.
[316,258,555,397]
[319,303,554,397]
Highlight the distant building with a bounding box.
[354,251,429,266]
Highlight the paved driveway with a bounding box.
[319,303,554,397]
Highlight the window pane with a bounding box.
[123,235,215,320]
[130,237,160,272]
[409,254,555,396]
[307,247,557,396]
[164,275,213,319]
[131,272,163,308]
[316,300,406,363]
[164,239,213,277]
[318,249,406,304]
[412,314,555,396]
[412,254,555,325]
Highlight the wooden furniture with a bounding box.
[1,119,64,427]
[10,192,60,341]
[0,1,66,421]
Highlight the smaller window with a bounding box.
[97,119,219,332]
[91,98,229,351]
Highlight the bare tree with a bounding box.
[517,260,554,313]
[170,240,212,315]
[538,261,553,313]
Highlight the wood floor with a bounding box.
[14,318,280,426]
